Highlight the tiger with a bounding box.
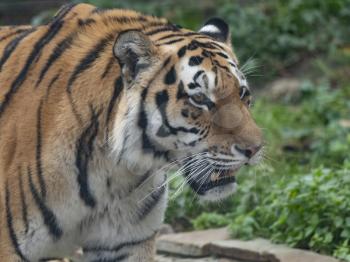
[0,3,263,261]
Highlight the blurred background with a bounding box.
[1,0,350,260]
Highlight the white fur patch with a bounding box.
[199,24,221,34]
[200,182,237,202]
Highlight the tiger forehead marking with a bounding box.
[0,3,262,261]
[169,40,247,108]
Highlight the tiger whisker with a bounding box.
[169,158,211,200]
[139,155,208,202]
[189,165,214,203]
[136,152,208,191]
[161,158,209,189]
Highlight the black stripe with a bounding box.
[155,90,172,133]
[5,180,29,261]
[138,58,171,159]
[177,45,187,58]
[229,62,237,68]
[156,38,184,46]
[188,82,200,89]
[194,34,218,40]
[83,233,156,253]
[0,29,35,71]
[67,94,84,125]
[101,56,115,79]
[52,3,77,23]
[146,21,168,28]
[27,167,63,240]
[213,60,231,73]
[108,15,148,24]
[189,56,204,66]
[164,65,176,85]
[145,24,179,36]
[138,89,148,129]
[184,32,204,37]
[156,33,184,41]
[187,40,198,50]
[191,40,225,51]
[78,18,96,27]
[137,184,165,221]
[176,81,187,100]
[39,257,61,262]
[207,41,226,51]
[114,106,130,164]
[18,168,29,234]
[106,77,123,126]
[48,73,60,89]
[202,49,214,57]
[105,77,124,141]
[0,9,66,118]
[190,94,215,110]
[36,100,46,198]
[0,28,31,43]
[193,70,205,81]
[76,106,99,208]
[67,34,114,93]
[45,72,61,98]
[215,52,229,59]
[36,33,75,87]
[90,254,129,262]
[141,132,169,159]
[156,90,199,135]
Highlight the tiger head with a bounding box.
[112,18,263,201]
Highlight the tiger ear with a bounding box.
[198,18,231,45]
[113,30,155,81]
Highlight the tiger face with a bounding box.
[113,18,263,201]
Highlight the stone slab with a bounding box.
[157,228,230,257]
[209,239,340,262]
[156,255,239,262]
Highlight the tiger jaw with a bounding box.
[185,165,239,197]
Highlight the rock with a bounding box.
[209,238,340,262]
[171,217,194,232]
[209,239,274,262]
[156,228,230,257]
[156,255,239,262]
[339,119,350,128]
[159,224,175,235]
[263,78,301,101]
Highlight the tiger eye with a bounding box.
[192,93,206,104]
[190,93,215,110]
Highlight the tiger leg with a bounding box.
[78,235,156,262]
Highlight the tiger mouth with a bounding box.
[185,167,238,195]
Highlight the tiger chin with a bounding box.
[0,3,263,262]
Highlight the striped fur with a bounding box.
[0,3,262,261]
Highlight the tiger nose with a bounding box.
[234,145,262,158]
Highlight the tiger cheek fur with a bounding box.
[0,3,262,261]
